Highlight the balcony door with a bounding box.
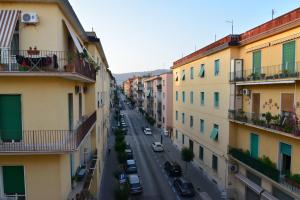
[0,95,22,142]
[282,41,295,73]
[252,50,261,75]
[252,93,260,119]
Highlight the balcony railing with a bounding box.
[228,110,300,137]
[230,62,300,82]
[229,147,280,182]
[0,111,96,153]
[0,50,96,81]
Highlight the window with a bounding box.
[212,155,218,172]
[182,70,186,80]
[279,142,292,175]
[182,134,185,144]
[163,105,165,110]
[163,92,165,99]
[253,50,261,75]
[199,64,205,77]
[214,59,220,76]
[210,124,219,141]
[163,80,165,86]
[2,166,25,196]
[190,91,194,104]
[190,115,193,128]
[199,146,204,160]
[190,67,194,79]
[182,113,185,124]
[176,91,178,101]
[176,111,178,121]
[175,72,178,81]
[200,119,204,133]
[79,93,82,118]
[214,92,219,108]
[282,40,295,73]
[176,130,178,139]
[200,92,205,105]
[250,133,259,158]
[182,91,185,103]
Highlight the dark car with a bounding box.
[125,149,133,159]
[164,161,182,177]
[125,159,137,174]
[128,174,142,194]
[173,178,195,197]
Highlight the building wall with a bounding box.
[161,73,173,131]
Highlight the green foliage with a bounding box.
[115,134,125,143]
[114,183,129,200]
[265,112,272,126]
[288,174,300,184]
[114,128,124,136]
[181,147,194,163]
[117,152,128,164]
[115,140,126,153]
[260,155,276,168]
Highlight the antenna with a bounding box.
[215,34,217,42]
[226,20,234,35]
[272,9,275,20]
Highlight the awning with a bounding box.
[63,20,83,53]
[261,191,279,200]
[210,128,219,141]
[0,10,21,48]
[235,173,264,194]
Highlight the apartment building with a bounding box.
[143,76,162,127]
[160,72,173,136]
[131,76,144,108]
[172,7,300,200]
[123,78,133,98]
[0,1,112,200]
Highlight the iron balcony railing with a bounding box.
[0,50,96,81]
[230,62,300,82]
[228,110,300,137]
[0,111,96,153]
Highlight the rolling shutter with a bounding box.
[281,93,294,112]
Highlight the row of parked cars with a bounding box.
[119,142,143,194]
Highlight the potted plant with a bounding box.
[280,69,289,78]
[265,112,272,128]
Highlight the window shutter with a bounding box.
[281,93,294,112]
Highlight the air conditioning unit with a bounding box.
[242,89,251,96]
[228,163,238,173]
[21,12,39,24]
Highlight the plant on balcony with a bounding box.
[229,147,279,182]
[285,174,300,189]
[264,112,272,128]
[236,109,248,122]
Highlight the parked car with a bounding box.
[121,127,128,134]
[152,142,164,152]
[161,129,169,136]
[125,159,137,174]
[125,148,133,159]
[128,174,143,194]
[119,173,127,184]
[173,178,195,197]
[144,128,152,135]
[121,122,128,128]
[164,161,182,177]
[125,142,131,150]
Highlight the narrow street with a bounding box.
[100,94,222,200]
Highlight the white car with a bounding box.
[152,142,164,152]
[144,128,152,135]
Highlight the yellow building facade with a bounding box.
[0,1,112,200]
[172,7,300,200]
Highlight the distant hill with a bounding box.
[113,69,170,85]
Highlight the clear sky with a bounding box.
[69,0,299,74]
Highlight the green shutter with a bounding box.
[214,60,220,76]
[280,142,291,156]
[250,133,259,158]
[3,166,25,195]
[214,92,219,108]
[0,95,22,141]
[282,41,295,73]
[210,128,218,141]
[253,51,261,75]
[199,64,205,77]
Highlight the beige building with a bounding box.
[131,76,144,108]
[160,72,173,135]
[0,1,112,200]
[172,7,300,200]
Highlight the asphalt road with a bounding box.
[99,93,221,200]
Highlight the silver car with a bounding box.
[128,174,143,194]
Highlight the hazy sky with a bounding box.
[69,0,299,74]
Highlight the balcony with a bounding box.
[230,62,300,83]
[0,111,96,153]
[228,110,300,137]
[229,147,280,182]
[0,50,96,82]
